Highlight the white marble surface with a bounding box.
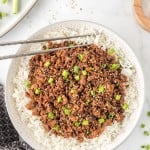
[0,0,150,149]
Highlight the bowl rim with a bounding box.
[0,0,38,37]
[5,20,145,150]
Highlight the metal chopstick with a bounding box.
[0,34,92,46]
[0,44,91,60]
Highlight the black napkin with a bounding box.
[0,84,33,150]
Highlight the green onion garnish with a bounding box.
[90,67,95,71]
[35,88,41,95]
[115,94,121,100]
[73,66,79,74]
[108,112,114,119]
[53,124,60,132]
[12,0,19,14]
[90,90,96,97]
[98,118,105,124]
[141,145,145,149]
[24,80,31,89]
[62,70,69,79]
[141,123,146,128]
[122,103,129,110]
[85,99,91,105]
[82,70,87,76]
[2,0,8,4]
[48,112,55,119]
[144,131,150,136]
[110,64,120,70]
[101,64,107,69]
[44,61,51,67]
[108,49,115,55]
[70,89,75,94]
[1,12,7,17]
[141,145,150,149]
[82,119,89,126]
[78,54,84,61]
[98,85,105,93]
[57,96,63,103]
[74,121,80,127]
[63,108,71,115]
[74,75,80,81]
[0,11,7,18]
[147,111,150,117]
[48,77,54,84]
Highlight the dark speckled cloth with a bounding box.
[0,84,33,150]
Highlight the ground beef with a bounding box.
[25,41,128,141]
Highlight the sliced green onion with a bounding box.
[90,90,96,97]
[85,99,91,105]
[78,54,84,61]
[24,80,31,89]
[70,89,75,94]
[48,77,54,84]
[98,118,105,124]
[48,112,55,119]
[101,64,107,69]
[44,61,51,67]
[82,70,87,76]
[141,123,146,128]
[53,124,60,131]
[108,48,115,55]
[74,75,80,81]
[82,119,89,126]
[1,12,7,17]
[110,64,120,70]
[63,108,71,115]
[98,85,105,93]
[0,12,7,19]
[108,112,114,119]
[141,145,145,149]
[12,0,19,14]
[115,94,121,100]
[35,88,41,95]
[122,103,129,110]
[90,67,95,71]
[62,70,69,79]
[2,0,8,4]
[73,66,79,74]
[141,144,150,149]
[144,131,150,136]
[57,96,63,103]
[147,111,150,117]
[145,145,150,150]
[74,121,80,127]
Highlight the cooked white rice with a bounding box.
[13,25,139,150]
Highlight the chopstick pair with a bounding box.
[0,34,92,60]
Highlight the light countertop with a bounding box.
[0,0,150,149]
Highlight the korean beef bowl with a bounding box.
[5,20,144,150]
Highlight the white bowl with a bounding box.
[5,20,144,150]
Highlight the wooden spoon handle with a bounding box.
[133,0,150,32]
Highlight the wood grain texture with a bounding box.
[133,0,150,32]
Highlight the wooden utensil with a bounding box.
[133,0,150,32]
